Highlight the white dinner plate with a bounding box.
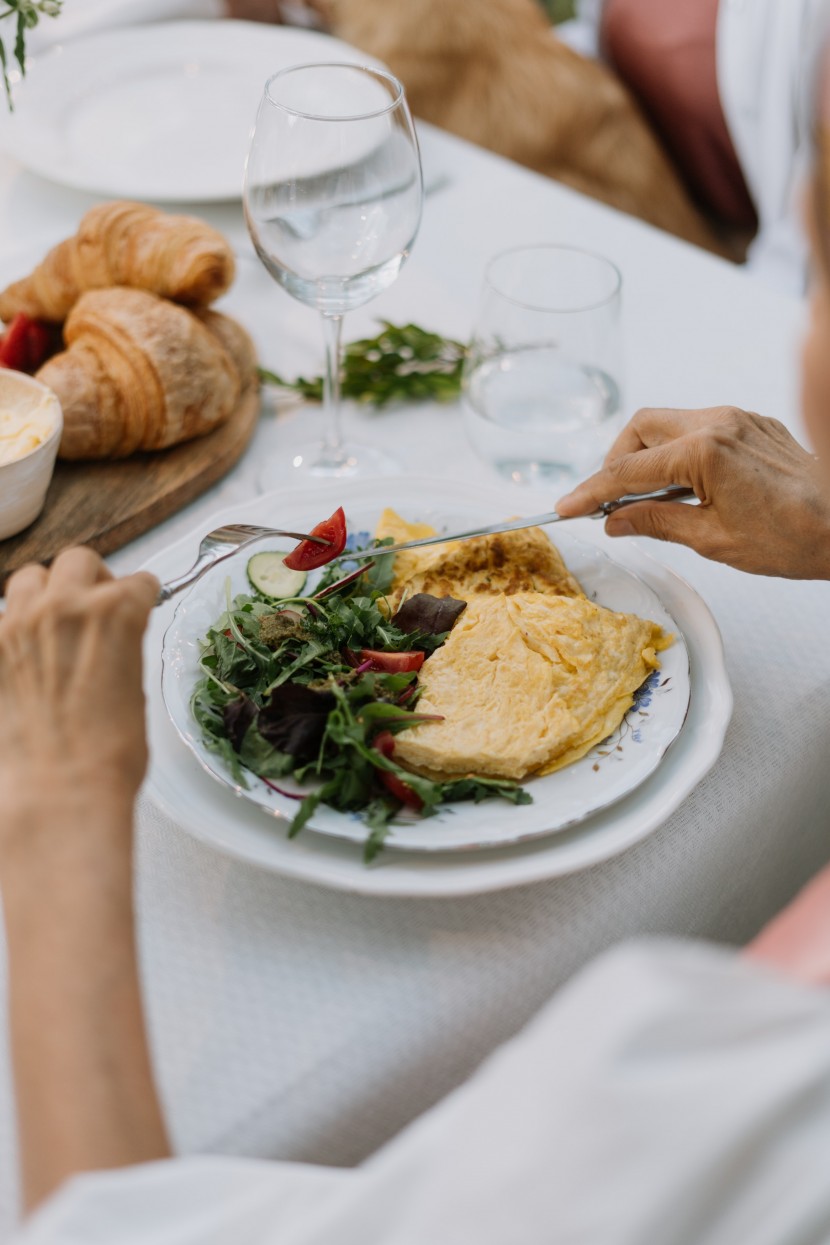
[161,482,690,852]
[142,476,732,894]
[0,21,381,202]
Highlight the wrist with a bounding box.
[0,782,136,885]
[806,534,830,581]
[803,462,830,580]
[1,760,137,819]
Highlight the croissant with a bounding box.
[36,287,257,460]
[0,202,235,324]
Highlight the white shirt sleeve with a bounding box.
[15,940,830,1245]
[564,0,822,293]
[717,0,828,294]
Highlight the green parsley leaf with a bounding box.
[259,320,467,409]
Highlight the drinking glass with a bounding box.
[462,245,623,486]
[244,62,423,478]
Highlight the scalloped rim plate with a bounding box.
[160,478,691,853]
[142,476,731,895]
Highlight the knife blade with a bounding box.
[329,486,697,565]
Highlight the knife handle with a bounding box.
[594,485,697,518]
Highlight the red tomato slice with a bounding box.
[0,313,34,371]
[372,731,423,810]
[360,649,425,674]
[283,506,347,572]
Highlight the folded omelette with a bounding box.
[376,508,582,607]
[377,509,671,782]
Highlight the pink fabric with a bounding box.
[745,864,830,988]
[602,0,757,229]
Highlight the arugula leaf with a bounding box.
[289,787,327,839]
[237,722,295,780]
[191,682,250,786]
[363,798,399,863]
[313,534,394,596]
[364,546,396,596]
[223,694,256,751]
[441,776,533,807]
[264,636,334,690]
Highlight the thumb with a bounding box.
[604,500,712,552]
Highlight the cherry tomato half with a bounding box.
[360,649,425,674]
[372,730,423,810]
[283,506,347,572]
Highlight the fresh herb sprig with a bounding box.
[0,0,62,110]
[259,321,467,409]
[191,535,530,862]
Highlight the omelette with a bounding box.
[376,507,583,609]
[379,510,671,782]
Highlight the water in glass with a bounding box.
[463,245,623,486]
[465,344,621,485]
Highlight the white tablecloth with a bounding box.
[0,111,828,1235]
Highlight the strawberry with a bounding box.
[0,313,59,373]
[25,319,56,371]
[0,313,34,371]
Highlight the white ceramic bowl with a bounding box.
[0,372,62,540]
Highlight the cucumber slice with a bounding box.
[247,551,307,600]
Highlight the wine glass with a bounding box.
[244,62,423,479]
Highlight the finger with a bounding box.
[602,406,751,467]
[4,563,48,615]
[602,408,704,464]
[604,500,717,556]
[62,575,156,696]
[116,572,160,625]
[126,571,161,608]
[94,572,160,634]
[49,546,112,591]
[556,441,697,517]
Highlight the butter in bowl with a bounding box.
[0,372,62,540]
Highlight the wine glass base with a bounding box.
[258,440,400,489]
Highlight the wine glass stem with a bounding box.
[321,311,345,462]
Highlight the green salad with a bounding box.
[191,524,531,862]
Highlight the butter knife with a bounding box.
[331,485,697,565]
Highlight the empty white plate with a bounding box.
[0,20,381,201]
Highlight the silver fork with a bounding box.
[155,524,329,606]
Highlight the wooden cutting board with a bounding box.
[0,384,260,591]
